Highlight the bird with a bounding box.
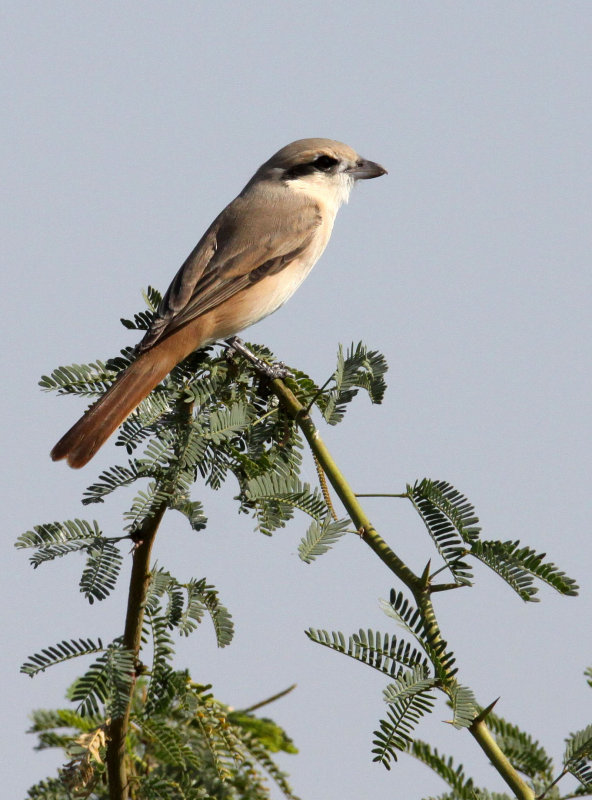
[51,138,387,468]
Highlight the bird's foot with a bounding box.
[224,337,293,379]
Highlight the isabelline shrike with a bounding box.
[51,138,386,467]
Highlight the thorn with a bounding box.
[420,560,431,586]
[430,582,467,593]
[472,697,500,725]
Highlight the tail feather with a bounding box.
[50,346,180,469]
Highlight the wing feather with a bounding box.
[139,185,321,350]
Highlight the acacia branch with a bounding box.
[270,374,536,800]
[470,718,536,800]
[270,377,421,590]
[105,396,194,799]
[106,501,167,800]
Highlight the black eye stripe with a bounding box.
[283,154,339,180]
[314,155,338,171]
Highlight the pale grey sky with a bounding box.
[3,3,591,798]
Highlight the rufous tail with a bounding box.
[51,342,184,469]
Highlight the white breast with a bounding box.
[249,230,331,320]
[209,171,351,340]
[210,226,333,342]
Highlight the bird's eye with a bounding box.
[314,155,338,171]
[283,154,339,180]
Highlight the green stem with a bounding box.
[271,377,420,589]
[470,718,535,800]
[106,396,194,798]
[355,493,408,498]
[271,375,536,800]
[536,766,568,800]
[106,501,167,800]
[240,683,298,713]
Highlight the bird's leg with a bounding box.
[224,336,292,379]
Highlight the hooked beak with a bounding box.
[347,158,387,180]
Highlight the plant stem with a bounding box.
[355,492,408,498]
[271,375,536,800]
[271,377,421,590]
[106,501,167,800]
[240,683,298,713]
[537,767,568,800]
[470,718,535,800]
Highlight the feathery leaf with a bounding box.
[408,479,479,584]
[298,516,349,562]
[408,739,477,799]
[319,342,388,425]
[448,684,477,729]
[79,539,123,603]
[21,638,104,677]
[305,628,429,675]
[372,666,437,768]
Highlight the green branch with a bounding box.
[270,374,536,800]
[271,377,420,590]
[105,500,167,800]
[470,717,535,800]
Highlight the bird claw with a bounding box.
[224,337,293,379]
[266,361,293,379]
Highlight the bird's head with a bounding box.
[251,138,387,208]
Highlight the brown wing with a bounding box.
[138,184,321,351]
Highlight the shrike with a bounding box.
[51,138,386,468]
